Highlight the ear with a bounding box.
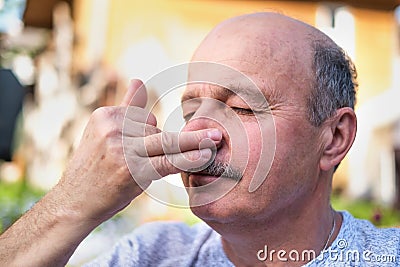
[319,107,357,171]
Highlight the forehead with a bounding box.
[183,61,267,101]
[182,60,294,109]
[181,61,271,106]
[186,14,316,106]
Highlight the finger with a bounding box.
[138,129,222,157]
[151,148,214,178]
[125,106,157,126]
[120,79,147,108]
[123,120,161,137]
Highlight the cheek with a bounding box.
[272,119,321,176]
[233,120,275,178]
[246,127,264,167]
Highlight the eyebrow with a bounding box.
[181,83,270,110]
[233,80,286,108]
[226,84,261,101]
[223,83,271,109]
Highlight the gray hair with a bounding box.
[308,41,358,126]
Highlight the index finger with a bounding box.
[138,129,222,157]
[120,79,147,108]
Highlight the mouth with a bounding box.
[188,174,220,187]
[185,161,243,187]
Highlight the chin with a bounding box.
[190,200,225,222]
[188,189,239,224]
[181,171,245,222]
[185,174,238,203]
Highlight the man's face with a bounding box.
[180,14,325,224]
[180,76,275,205]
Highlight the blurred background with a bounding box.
[0,0,400,265]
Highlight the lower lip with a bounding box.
[189,174,220,186]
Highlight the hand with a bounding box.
[55,79,221,223]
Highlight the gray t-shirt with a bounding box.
[85,211,400,266]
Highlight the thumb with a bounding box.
[120,79,147,108]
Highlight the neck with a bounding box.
[209,180,342,266]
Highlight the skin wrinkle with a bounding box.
[185,69,301,123]
[182,84,268,117]
[178,12,358,267]
[188,57,299,116]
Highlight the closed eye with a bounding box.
[231,107,254,115]
[183,112,195,122]
[183,107,256,122]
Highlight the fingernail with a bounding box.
[207,129,222,140]
[200,148,213,159]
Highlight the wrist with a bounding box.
[40,183,103,232]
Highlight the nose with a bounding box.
[182,101,226,149]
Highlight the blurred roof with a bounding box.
[282,0,399,10]
[22,0,73,28]
[22,0,399,29]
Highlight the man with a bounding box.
[1,12,399,267]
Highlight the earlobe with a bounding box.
[320,108,357,171]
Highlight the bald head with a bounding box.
[191,12,357,126]
[193,12,332,69]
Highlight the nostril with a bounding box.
[216,141,222,150]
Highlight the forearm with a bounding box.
[0,187,100,267]
[0,80,220,266]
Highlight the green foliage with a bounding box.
[331,194,400,227]
[0,180,44,233]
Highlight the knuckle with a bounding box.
[126,106,142,118]
[194,130,205,141]
[158,155,176,176]
[90,107,122,139]
[186,130,205,146]
[92,106,123,123]
[161,132,177,152]
[92,106,114,119]
[144,125,160,136]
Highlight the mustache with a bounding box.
[186,161,243,181]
